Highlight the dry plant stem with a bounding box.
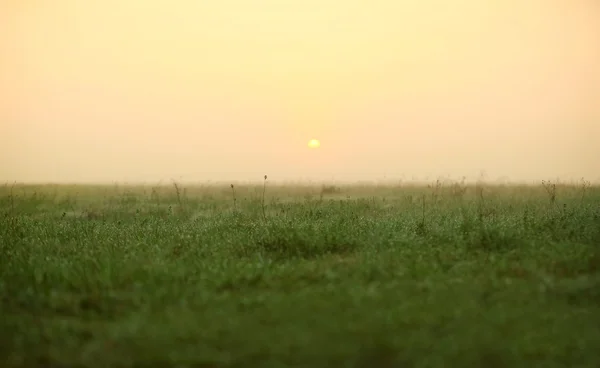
[172,181,183,207]
[230,184,237,211]
[415,194,426,235]
[477,184,485,225]
[542,180,557,206]
[151,187,160,206]
[9,182,15,215]
[580,178,591,203]
[8,183,16,231]
[429,179,441,204]
[421,194,426,225]
[262,175,268,221]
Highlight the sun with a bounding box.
[308,139,321,149]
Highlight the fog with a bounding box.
[2,0,599,184]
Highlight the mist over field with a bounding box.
[1,0,599,183]
[3,3,600,366]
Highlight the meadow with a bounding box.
[1,180,599,367]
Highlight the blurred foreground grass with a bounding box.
[1,181,599,367]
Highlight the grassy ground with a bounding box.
[1,181,599,367]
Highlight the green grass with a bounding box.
[1,181,600,367]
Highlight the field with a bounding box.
[1,180,600,367]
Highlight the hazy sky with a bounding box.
[2,0,599,183]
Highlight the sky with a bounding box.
[1,0,599,183]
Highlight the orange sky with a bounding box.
[1,0,599,183]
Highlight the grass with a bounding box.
[1,181,600,367]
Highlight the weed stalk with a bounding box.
[231,184,237,211]
[580,177,591,203]
[416,194,426,235]
[262,175,268,221]
[542,180,557,206]
[172,180,185,216]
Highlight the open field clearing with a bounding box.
[1,182,600,367]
